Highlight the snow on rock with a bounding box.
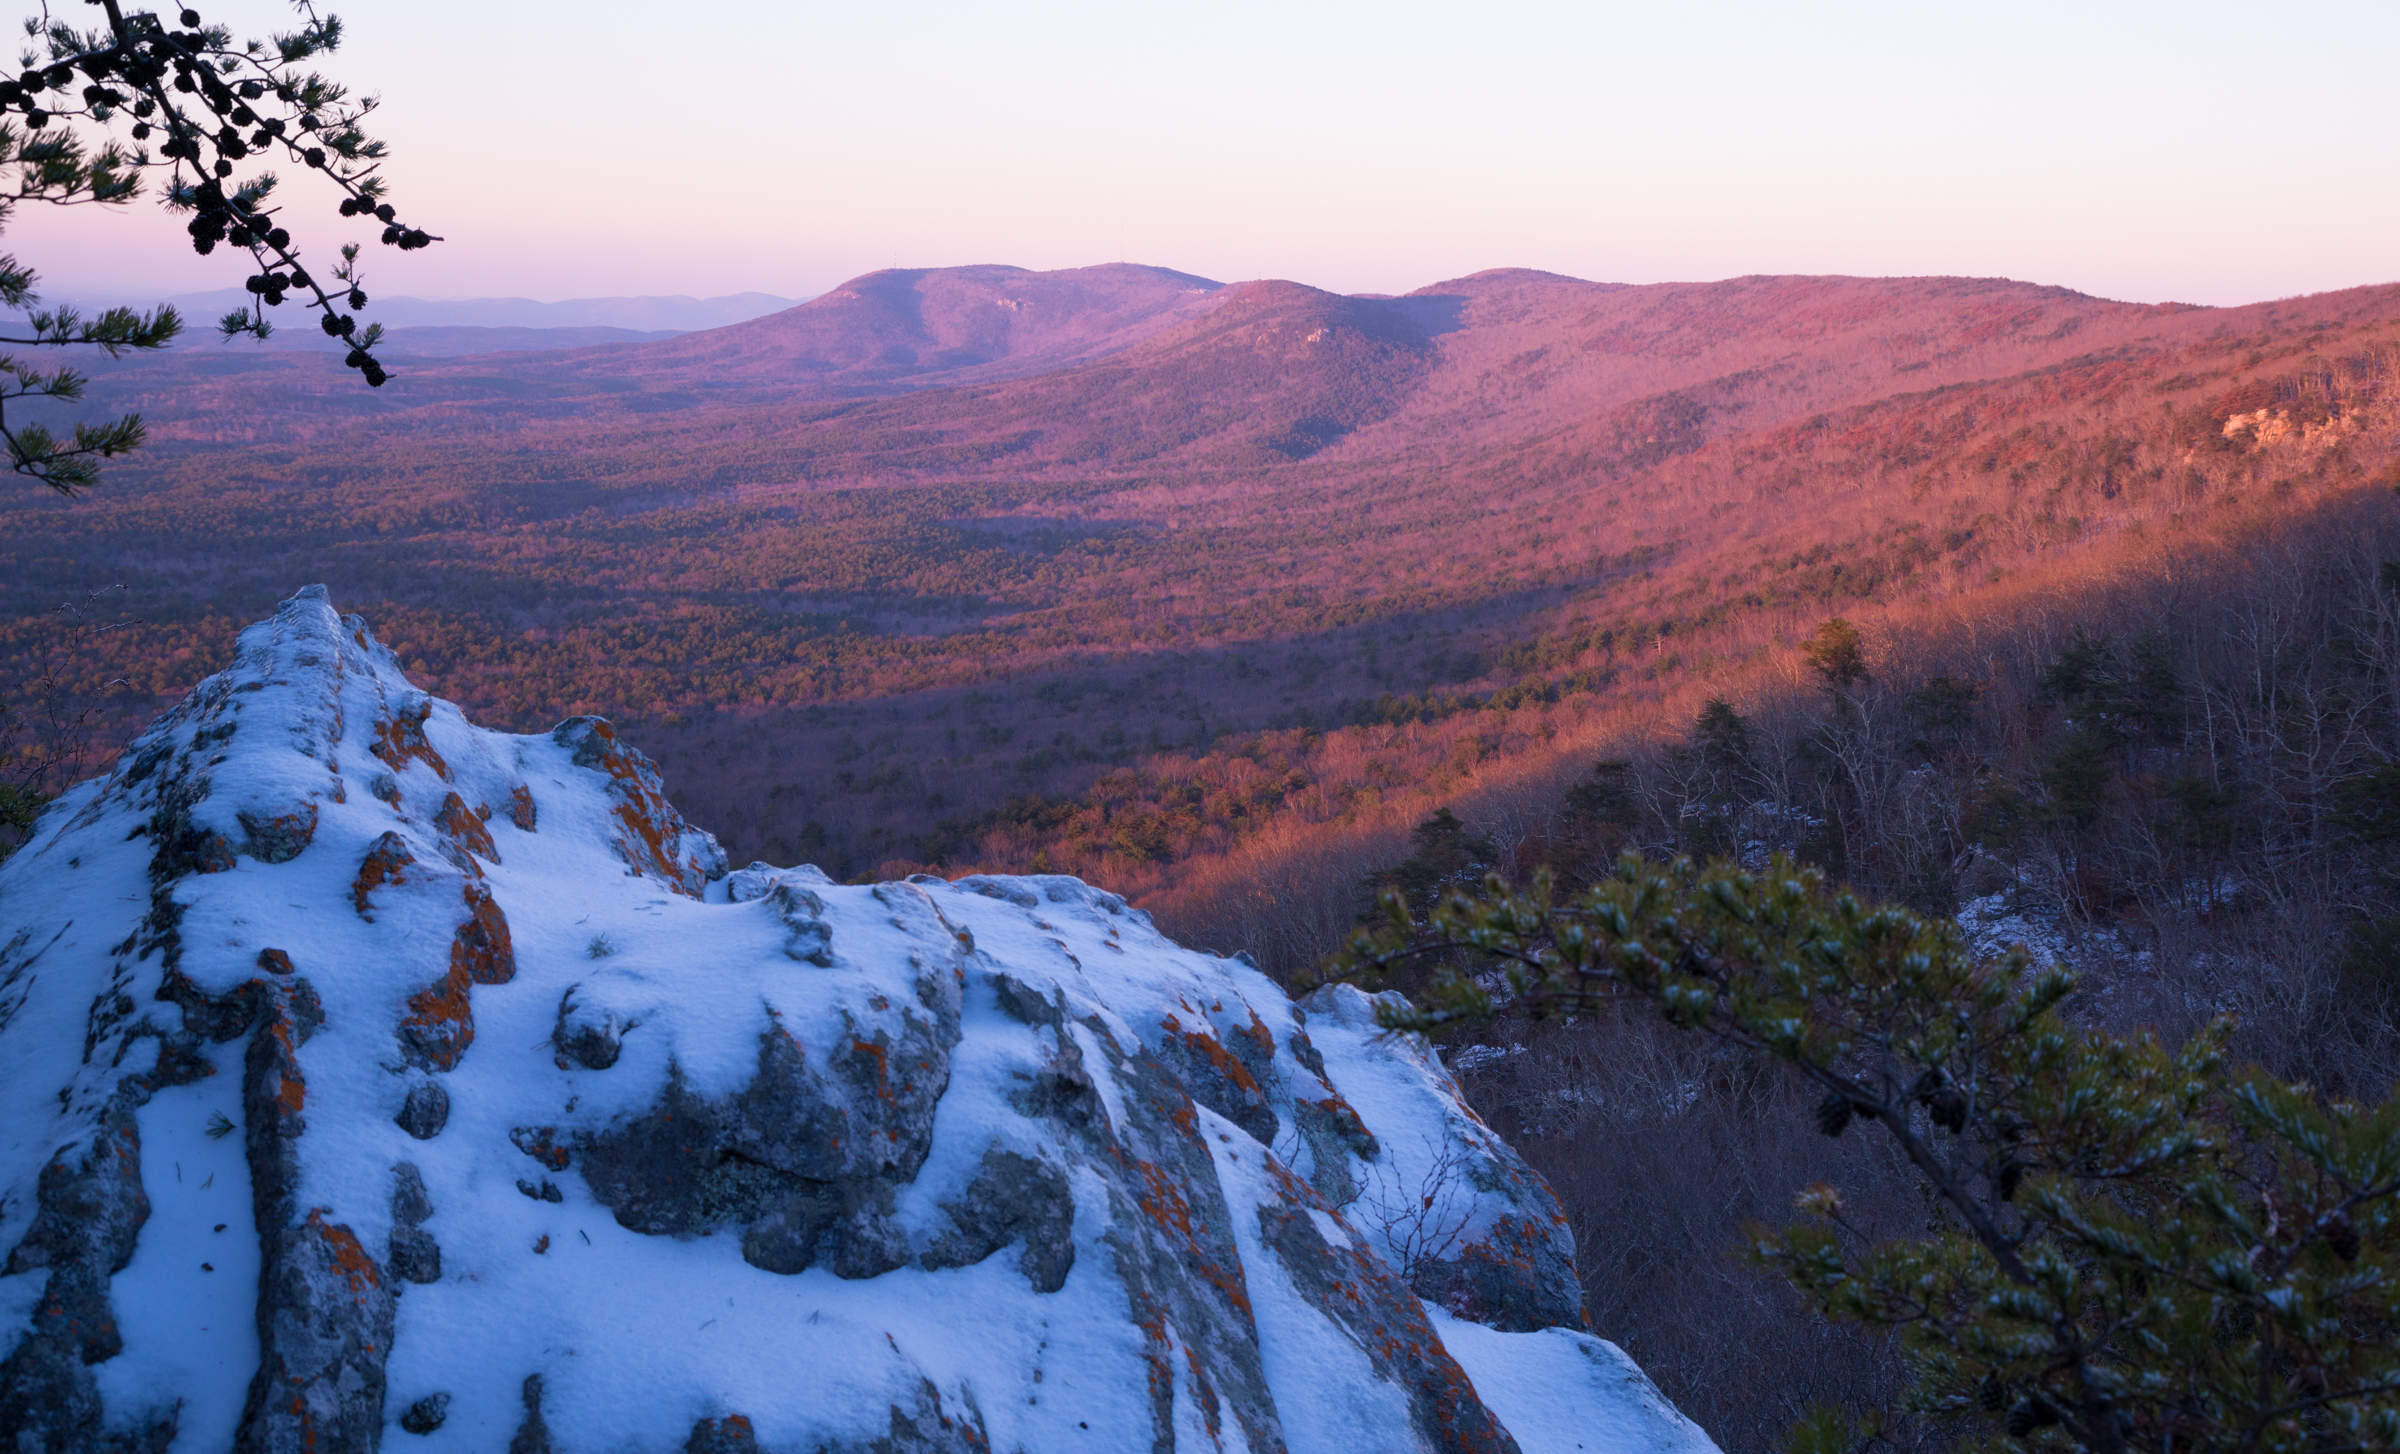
[0,587,1717,1454]
[1425,1308,1715,1454]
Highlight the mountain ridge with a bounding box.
[501,261,1232,394]
[12,263,2399,925]
[33,264,2277,473]
[31,289,808,333]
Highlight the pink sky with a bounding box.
[10,0,2397,307]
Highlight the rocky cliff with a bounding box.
[0,587,1714,1454]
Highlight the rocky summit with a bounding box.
[0,587,1713,1454]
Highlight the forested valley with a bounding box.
[9,262,2400,1447]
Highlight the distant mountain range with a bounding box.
[33,260,2238,469]
[6,288,809,357]
[558,263,1228,392]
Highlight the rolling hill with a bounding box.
[8,260,2398,945]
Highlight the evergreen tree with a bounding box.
[1361,806,1496,922]
[1681,697,1755,857]
[1692,697,1755,779]
[1803,617,1870,692]
[1549,757,1641,889]
[0,0,430,493]
[1339,854,2400,1454]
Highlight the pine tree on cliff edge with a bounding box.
[0,0,431,494]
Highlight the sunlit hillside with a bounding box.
[8,266,2397,966]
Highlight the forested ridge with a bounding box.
[9,262,2400,1448]
[15,268,2393,915]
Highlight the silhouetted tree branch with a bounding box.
[0,0,434,493]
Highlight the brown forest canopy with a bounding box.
[8,265,2399,911]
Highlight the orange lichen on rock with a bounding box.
[1182,1345,1225,1443]
[252,991,308,1118]
[236,802,320,864]
[400,965,475,1072]
[1305,1093,1374,1152]
[394,881,517,1072]
[510,1126,571,1172]
[1130,1155,1197,1245]
[451,883,516,986]
[307,1210,383,1298]
[369,695,450,780]
[1166,1025,1264,1096]
[435,792,499,863]
[612,798,676,876]
[1230,1010,1275,1067]
[553,716,720,897]
[270,1025,306,1116]
[351,832,414,918]
[505,784,537,832]
[847,1038,895,1103]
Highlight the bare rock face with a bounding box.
[0,588,1717,1454]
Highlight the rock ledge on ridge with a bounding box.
[0,587,1716,1454]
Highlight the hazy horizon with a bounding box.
[0,0,2392,310]
[17,260,2400,319]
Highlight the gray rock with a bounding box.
[816,1184,911,1281]
[553,986,627,1070]
[767,882,833,966]
[1072,1020,1285,1454]
[1410,1213,1585,1333]
[578,1061,794,1235]
[0,591,1705,1454]
[398,1393,449,1435]
[738,1182,910,1281]
[238,980,395,1454]
[1258,1188,1516,1453]
[1156,1016,1279,1146]
[508,1374,551,1454]
[1007,1018,1105,1135]
[738,1186,841,1275]
[957,876,1037,909]
[920,1147,1076,1293]
[237,801,319,865]
[0,1102,150,1454]
[723,864,784,903]
[1287,1021,1329,1081]
[387,1227,442,1285]
[1290,1094,1379,1206]
[155,965,266,1045]
[395,1081,449,1140]
[860,1379,994,1454]
[989,972,1062,1028]
[579,915,962,1264]
[1299,983,1586,1333]
[548,718,727,897]
[724,863,832,903]
[388,1163,442,1285]
[391,1163,435,1227]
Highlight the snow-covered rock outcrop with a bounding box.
[0,588,1714,1454]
